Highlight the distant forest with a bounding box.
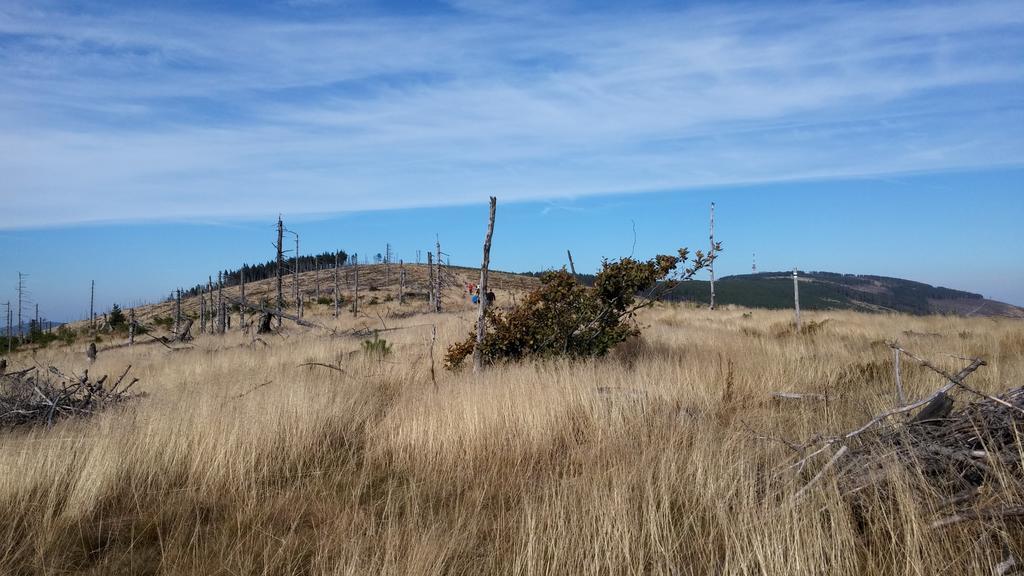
[662,272,982,315]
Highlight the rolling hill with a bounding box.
[662,271,1024,318]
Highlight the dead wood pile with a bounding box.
[791,346,1024,534]
[0,365,141,428]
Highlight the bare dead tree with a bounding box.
[293,232,300,310]
[240,268,246,330]
[435,238,442,313]
[385,243,392,288]
[89,279,94,332]
[473,197,497,373]
[17,272,26,339]
[334,252,340,319]
[427,251,435,310]
[128,308,136,347]
[199,290,207,334]
[276,215,285,329]
[709,202,716,310]
[352,262,359,317]
[218,272,226,334]
[399,260,405,305]
[315,257,321,300]
[567,249,577,278]
[174,289,182,337]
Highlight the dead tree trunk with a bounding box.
[218,272,225,334]
[427,251,435,310]
[240,269,246,330]
[276,216,284,329]
[207,276,214,333]
[175,318,194,342]
[709,202,716,310]
[435,239,442,313]
[128,309,135,347]
[473,197,497,373]
[334,252,340,319]
[567,249,577,278]
[315,258,321,300]
[293,233,300,312]
[200,291,207,334]
[257,312,273,334]
[174,289,182,337]
[353,263,359,317]
[399,260,405,305]
[220,301,227,334]
[90,280,95,332]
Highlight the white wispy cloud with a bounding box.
[0,0,1022,227]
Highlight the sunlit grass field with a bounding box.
[2,297,1022,574]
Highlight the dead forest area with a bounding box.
[1,250,1023,575]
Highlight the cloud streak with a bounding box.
[1,0,1022,228]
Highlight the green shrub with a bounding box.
[445,247,716,370]
[108,304,126,328]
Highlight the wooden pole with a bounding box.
[334,252,340,319]
[709,202,716,310]
[385,243,391,288]
[89,279,95,332]
[567,249,577,278]
[276,216,284,329]
[793,268,801,332]
[473,197,497,373]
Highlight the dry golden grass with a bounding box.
[2,300,1022,575]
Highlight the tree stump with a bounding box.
[257,312,273,334]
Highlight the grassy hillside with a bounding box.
[1,301,1022,574]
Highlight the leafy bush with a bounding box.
[316,296,332,305]
[445,247,716,370]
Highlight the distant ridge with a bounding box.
[662,271,1024,318]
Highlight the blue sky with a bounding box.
[0,0,1022,320]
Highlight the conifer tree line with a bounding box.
[179,250,349,299]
